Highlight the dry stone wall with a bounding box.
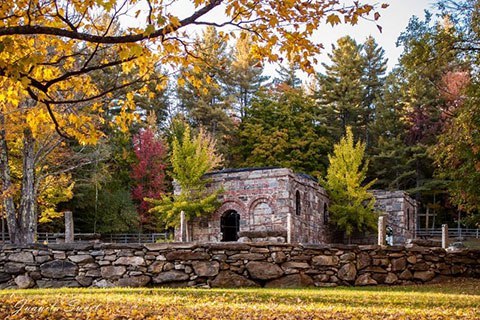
[0,242,479,289]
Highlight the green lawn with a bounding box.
[0,278,479,319]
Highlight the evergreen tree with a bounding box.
[275,60,302,89]
[322,127,377,242]
[177,26,233,152]
[235,86,332,176]
[316,36,365,141]
[228,32,268,120]
[362,36,388,148]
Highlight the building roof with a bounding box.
[205,167,318,183]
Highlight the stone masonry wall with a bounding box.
[0,242,479,289]
[176,168,330,244]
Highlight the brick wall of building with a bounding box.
[175,168,330,243]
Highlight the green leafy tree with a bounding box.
[322,127,377,242]
[149,123,223,227]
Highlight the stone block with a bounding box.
[8,252,34,263]
[100,266,126,279]
[165,251,209,261]
[117,275,151,287]
[312,255,339,266]
[355,274,377,286]
[153,271,189,284]
[40,260,77,278]
[192,261,220,277]
[68,255,94,264]
[246,261,283,280]
[265,274,314,288]
[113,256,145,266]
[338,263,357,281]
[210,271,259,288]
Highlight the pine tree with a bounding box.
[316,36,365,141]
[322,127,377,242]
[361,36,388,149]
[275,60,302,89]
[177,26,233,152]
[228,32,268,120]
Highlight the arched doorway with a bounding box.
[221,210,240,241]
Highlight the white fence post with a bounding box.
[180,211,186,242]
[442,224,448,249]
[64,211,74,243]
[378,216,386,246]
[287,213,292,243]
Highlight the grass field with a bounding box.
[0,278,479,319]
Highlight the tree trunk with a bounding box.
[0,113,18,243]
[18,128,37,244]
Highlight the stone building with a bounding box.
[175,167,417,245]
[372,190,416,244]
[175,167,330,243]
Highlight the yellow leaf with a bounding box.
[327,14,341,26]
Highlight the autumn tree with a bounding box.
[131,125,167,231]
[429,1,480,217]
[0,0,384,243]
[322,127,377,242]
[148,123,222,227]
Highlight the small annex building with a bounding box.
[174,167,417,245]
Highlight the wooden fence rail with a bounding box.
[0,232,170,244]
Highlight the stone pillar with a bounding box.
[287,213,292,243]
[442,224,449,249]
[64,211,74,243]
[180,211,186,242]
[378,215,386,246]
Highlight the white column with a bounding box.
[64,211,74,243]
[442,224,449,249]
[287,213,292,243]
[378,215,386,246]
[180,211,186,242]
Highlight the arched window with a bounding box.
[295,191,301,216]
[323,203,329,224]
[407,209,410,230]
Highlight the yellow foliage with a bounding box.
[38,174,75,223]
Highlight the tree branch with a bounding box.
[0,0,223,44]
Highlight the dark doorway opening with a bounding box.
[221,210,240,241]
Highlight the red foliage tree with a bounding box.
[131,128,167,231]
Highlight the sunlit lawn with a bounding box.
[0,278,479,319]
